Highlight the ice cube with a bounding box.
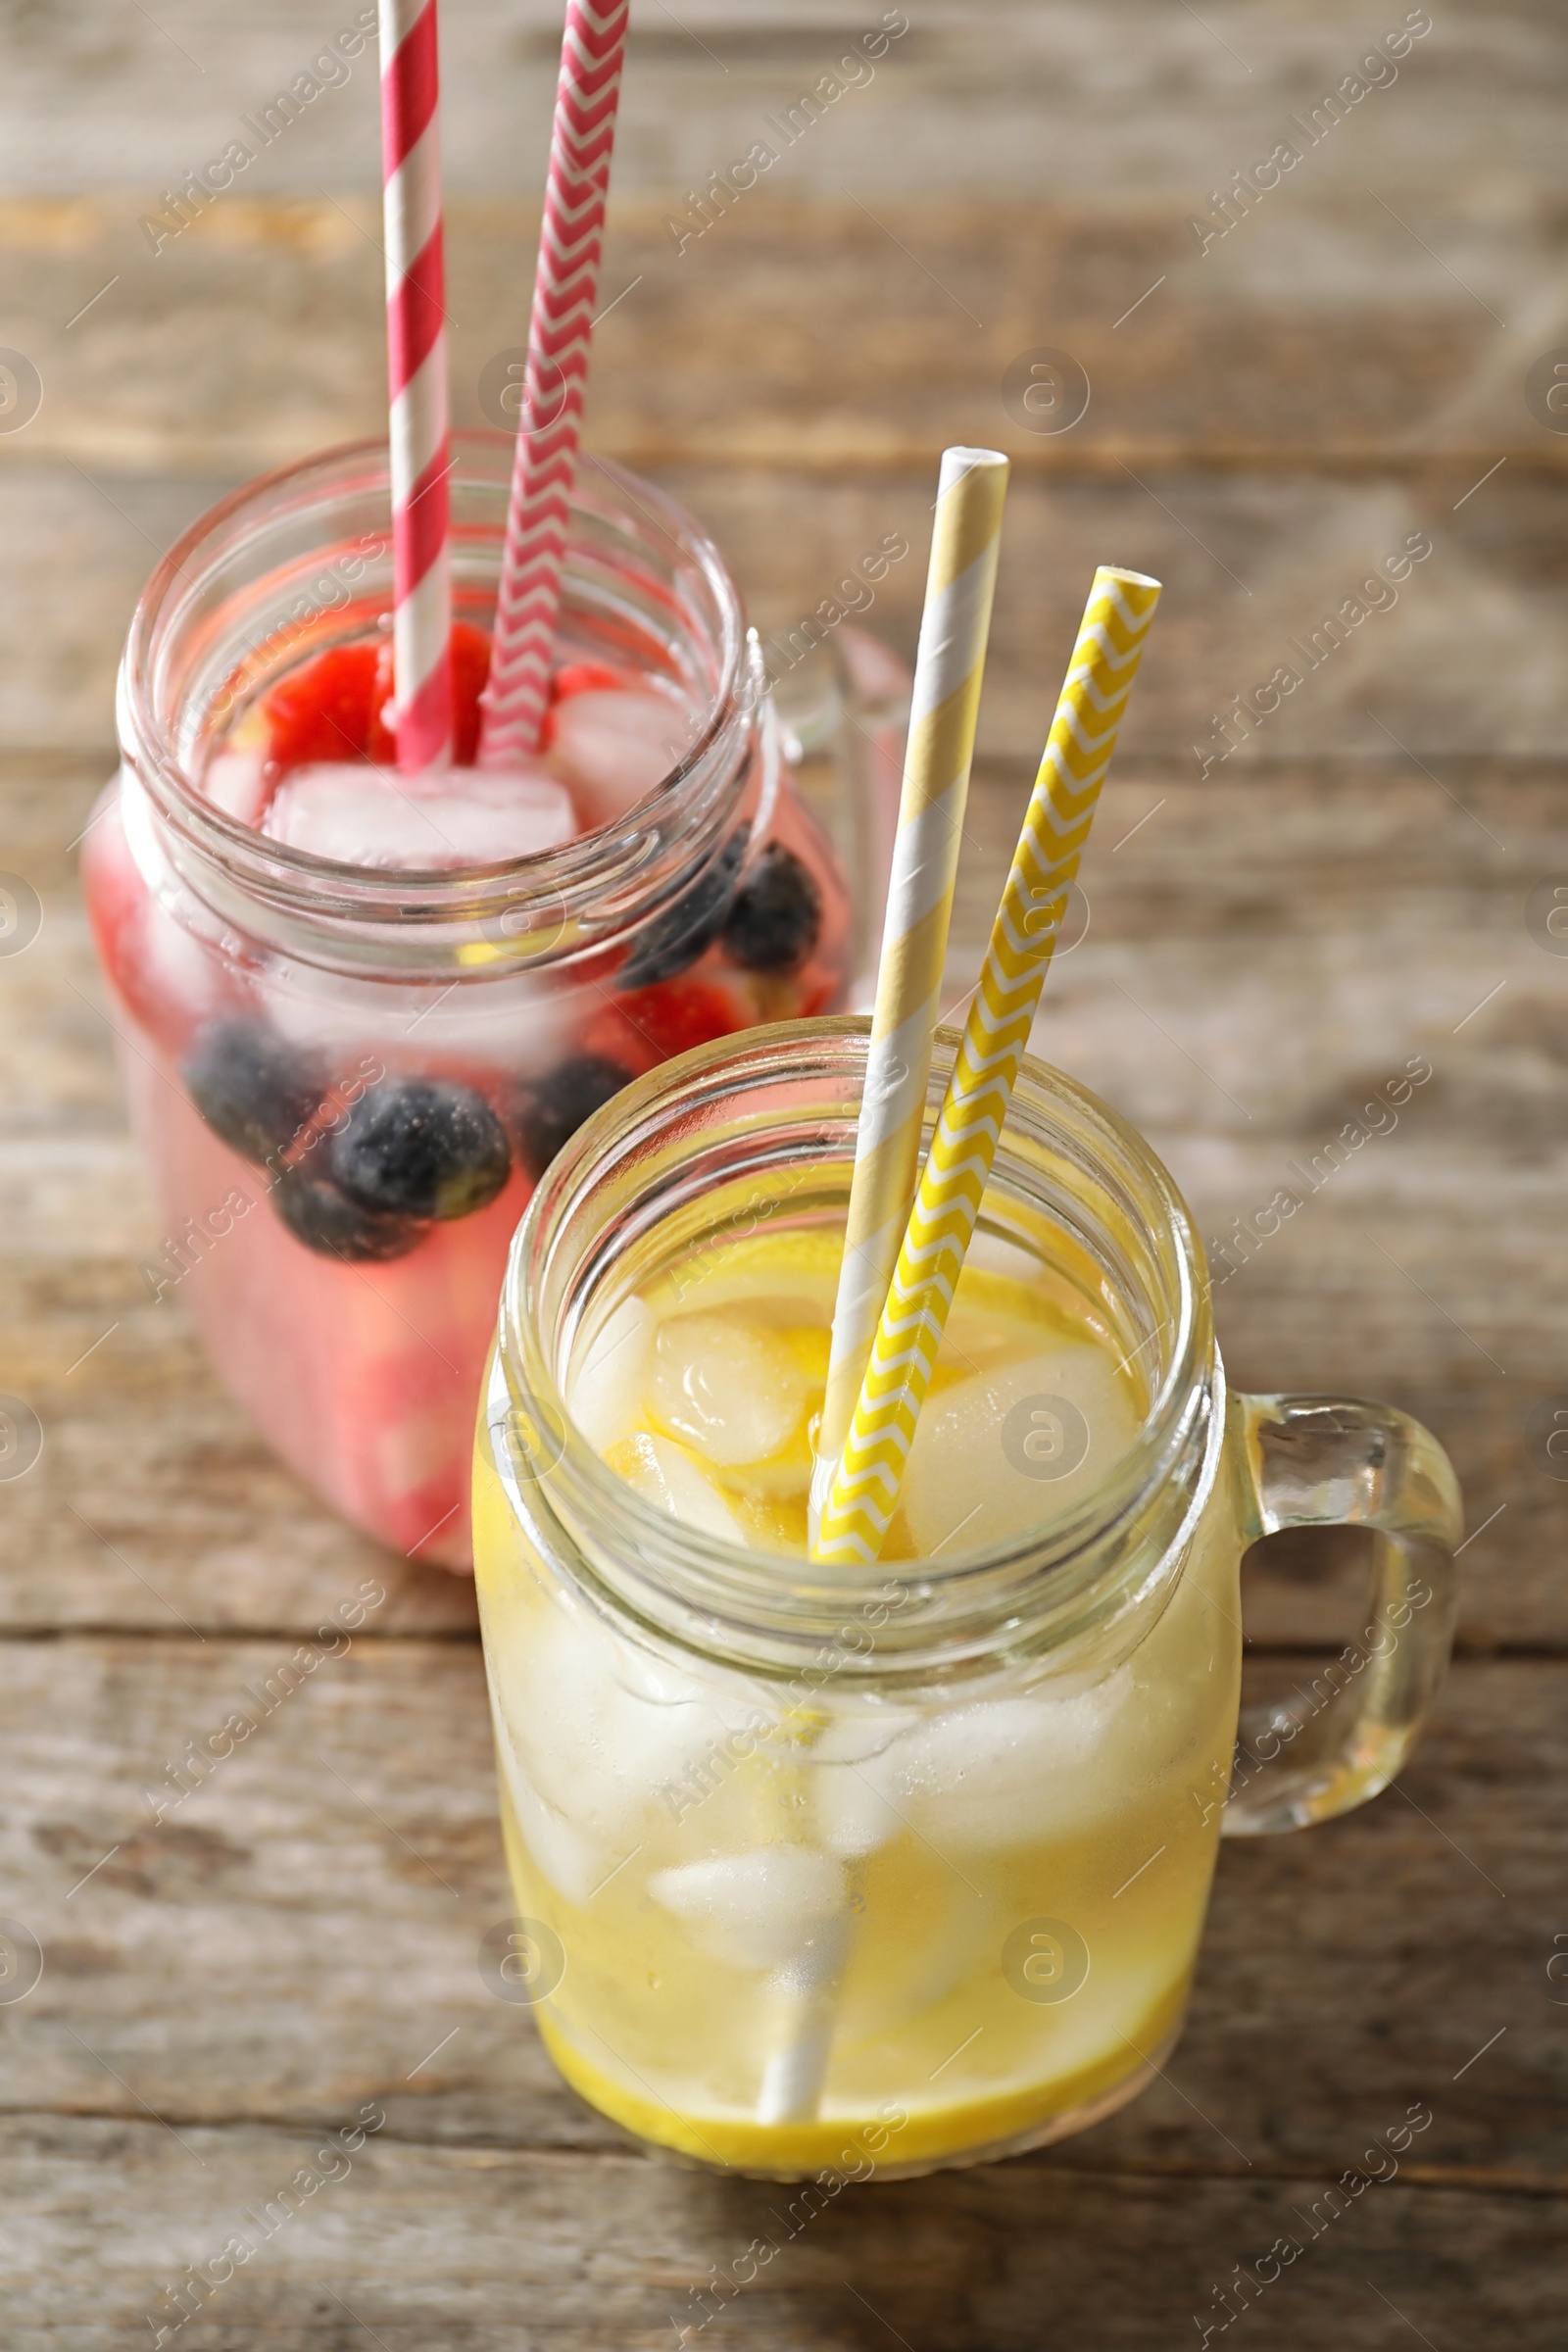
[202,752,270,826]
[549,689,698,831]
[141,893,229,1034]
[606,1430,750,1543]
[808,1705,919,1858]
[495,1594,751,1847]
[111,773,230,1040]
[810,1762,905,1859]
[495,1735,605,1908]
[650,1846,848,1972]
[260,957,574,1076]
[263,760,576,868]
[647,1313,808,1468]
[566,1297,654,1455]
[853,1671,1135,1854]
[901,1346,1141,1558]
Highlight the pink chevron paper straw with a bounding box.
[379,0,453,772]
[477,0,630,765]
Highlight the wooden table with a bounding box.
[2,5,1564,2342]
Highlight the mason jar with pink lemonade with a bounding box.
[83,434,897,1568]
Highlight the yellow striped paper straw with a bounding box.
[816,564,1162,1566]
[809,446,1009,1549]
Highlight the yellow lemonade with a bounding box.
[473,1224,1241,2178]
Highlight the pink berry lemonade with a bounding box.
[86,621,854,1567]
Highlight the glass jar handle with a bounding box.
[1225,1394,1463,1836]
[770,627,910,1009]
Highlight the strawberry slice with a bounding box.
[264,644,380,768]
[368,622,495,766]
[366,641,397,765]
[578,1002,660,1076]
[584,978,746,1073]
[794,975,840,1019]
[263,624,497,772]
[451,621,494,766]
[552,661,630,703]
[262,635,643,772]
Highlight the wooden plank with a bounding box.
[0,165,1560,756]
[0,191,1556,483]
[1,1641,1559,2181]
[673,468,1568,765]
[1,457,1564,769]
[0,0,1558,2327]
[1,0,1559,215]
[4,758,1564,1642]
[3,2120,1562,2350]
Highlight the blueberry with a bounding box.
[510,1054,636,1181]
[328,1079,513,1221]
[181,1018,324,1165]
[618,831,748,988]
[720,845,821,974]
[272,1163,424,1262]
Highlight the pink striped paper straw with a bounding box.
[379,0,453,772]
[477,0,630,765]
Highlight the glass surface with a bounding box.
[473,1021,1461,2178]
[84,439,900,1567]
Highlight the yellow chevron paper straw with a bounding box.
[809,446,1009,1550]
[816,564,1162,1566]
